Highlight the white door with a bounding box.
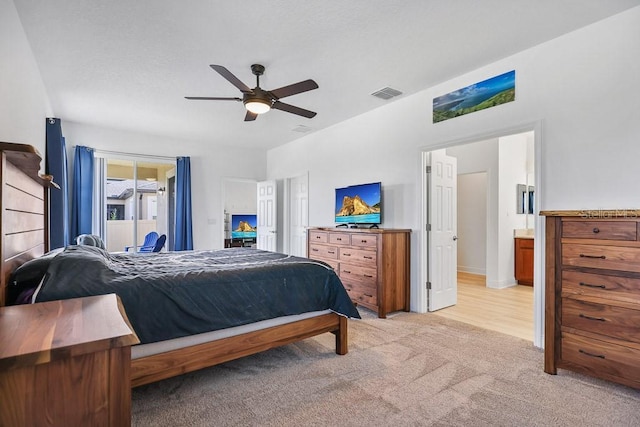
[288,174,309,257]
[427,149,458,311]
[257,180,277,251]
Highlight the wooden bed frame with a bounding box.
[0,141,349,388]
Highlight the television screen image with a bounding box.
[231,214,257,239]
[335,182,381,225]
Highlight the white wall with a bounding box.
[497,134,528,288]
[447,139,498,287]
[267,7,640,311]
[0,0,52,156]
[457,173,487,275]
[224,180,257,215]
[62,121,267,250]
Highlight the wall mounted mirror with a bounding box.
[517,184,535,214]
[517,184,527,214]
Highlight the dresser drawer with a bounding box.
[562,270,640,304]
[343,281,377,306]
[561,332,640,385]
[349,234,378,248]
[339,247,377,266]
[316,258,338,271]
[562,220,637,241]
[308,231,329,243]
[308,243,338,260]
[562,297,640,344]
[562,243,640,273]
[339,264,377,285]
[329,233,351,245]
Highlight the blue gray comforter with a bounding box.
[34,246,360,344]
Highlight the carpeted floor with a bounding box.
[132,310,640,426]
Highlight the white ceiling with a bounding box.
[13,0,640,151]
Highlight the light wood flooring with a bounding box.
[432,272,534,341]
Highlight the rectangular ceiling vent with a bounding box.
[292,125,313,133]
[371,87,403,100]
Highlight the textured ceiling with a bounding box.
[12,0,640,151]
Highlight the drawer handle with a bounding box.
[343,270,351,274]
[343,253,351,257]
[336,238,342,241]
[363,274,373,278]
[592,227,600,234]
[328,251,335,255]
[312,248,319,252]
[364,293,373,298]
[579,349,606,359]
[579,282,606,289]
[579,254,606,259]
[579,313,606,322]
[363,256,373,260]
[361,240,368,243]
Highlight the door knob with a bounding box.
[452,236,458,241]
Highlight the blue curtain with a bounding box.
[45,118,69,249]
[70,146,94,240]
[175,156,193,251]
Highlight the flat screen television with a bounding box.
[230,214,257,239]
[335,182,382,226]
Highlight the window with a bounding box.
[93,154,175,252]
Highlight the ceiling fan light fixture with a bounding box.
[186,64,317,120]
[244,98,271,114]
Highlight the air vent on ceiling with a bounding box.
[371,87,403,100]
[292,125,314,133]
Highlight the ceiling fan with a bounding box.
[185,64,318,122]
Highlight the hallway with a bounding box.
[433,272,534,341]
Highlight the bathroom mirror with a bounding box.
[517,184,535,214]
[517,184,527,214]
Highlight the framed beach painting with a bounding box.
[433,70,515,123]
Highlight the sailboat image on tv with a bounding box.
[335,182,382,226]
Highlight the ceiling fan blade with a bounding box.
[272,101,317,118]
[244,110,258,121]
[185,96,242,101]
[210,65,252,93]
[270,79,318,99]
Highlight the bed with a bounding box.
[0,141,360,387]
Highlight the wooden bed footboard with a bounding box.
[131,312,348,387]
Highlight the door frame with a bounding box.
[283,172,309,257]
[420,120,545,348]
[221,177,258,248]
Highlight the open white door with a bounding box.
[427,149,458,311]
[257,180,277,251]
[288,174,309,257]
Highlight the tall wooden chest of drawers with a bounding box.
[307,227,410,318]
[543,210,640,389]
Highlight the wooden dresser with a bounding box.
[0,294,140,426]
[542,210,640,389]
[307,227,410,318]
